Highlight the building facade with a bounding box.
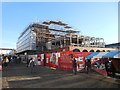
[105,43,120,50]
[16,20,116,55]
[16,25,36,53]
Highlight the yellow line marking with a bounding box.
[8,77,41,81]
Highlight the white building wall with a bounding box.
[16,28,36,53]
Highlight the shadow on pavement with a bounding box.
[2,62,120,88]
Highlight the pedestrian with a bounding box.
[105,60,111,76]
[73,58,77,75]
[85,59,91,74]
[14,56,17,64]
[17,56,20,64]
[3,57,9,68]
[16,56,20,64]
[28,57,36,73]
[26,58,31,67]
[105,60,115,78]
[18,56,21,64]
[110,61,115,78]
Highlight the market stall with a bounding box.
[102,51,120,77]
[86,52,108,76]
[86,51,120,77]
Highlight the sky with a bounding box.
[1,2,118,49]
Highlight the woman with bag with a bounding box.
[4,57,9,68]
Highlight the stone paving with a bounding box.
[2,62,120,88]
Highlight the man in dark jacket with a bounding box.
[73,58,77,75]
[85,59,91,74]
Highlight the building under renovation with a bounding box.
[16,20,116,55]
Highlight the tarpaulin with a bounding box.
[72,52,92,72]
[58,51,73,71]
[58,51,92,72]
[86,51,120,59]
[92,68,108,76]
[85,52,110,77]
[93,52,108,58]
[73,52,92,58]
[102,51,120,58]
[112,59,120,73]
[45,53,60,68]
[86,52,100,58]
[85,51,120,78]
[114,53,120,58]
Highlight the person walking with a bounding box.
[105,60,115,78]
[85,59,91,74]
[26,58,31,67]
[4,57,9,68]
[73,58,77,75]
[28,57,36,73]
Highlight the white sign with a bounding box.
[41,54,44,59]
[46,58,49,63]
[56,53,60,57]
[77,57,83,61]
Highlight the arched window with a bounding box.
[96,50,100,52]
[89,50,94,52]
[102,50,105,52]
[73,49,80,52]
[82,50,88,52]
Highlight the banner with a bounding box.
[72,52,92,72]
[45,53,60,68]
[45,53,51,67]
[58,51,92,72]
[37,54,44,66]
[58,51,73,71]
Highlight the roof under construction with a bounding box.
[32,20,80,42]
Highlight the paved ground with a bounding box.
[2,62,120,88]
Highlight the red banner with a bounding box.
[72,52,92,72]
[38,51,92,72]
[58,51,73,71]
[37,54,44,66]
[45,53,59,68]
[58,51,92,72]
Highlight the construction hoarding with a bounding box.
[39,51,92,72]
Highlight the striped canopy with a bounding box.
[114,53,120,58]
[93,52,108,58]
[86,51,120,59]
[86,52,99,58]
[102,51,120,58]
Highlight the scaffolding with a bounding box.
[32,21,105,51]
[18,20,105,52]
[30,20,80,51]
